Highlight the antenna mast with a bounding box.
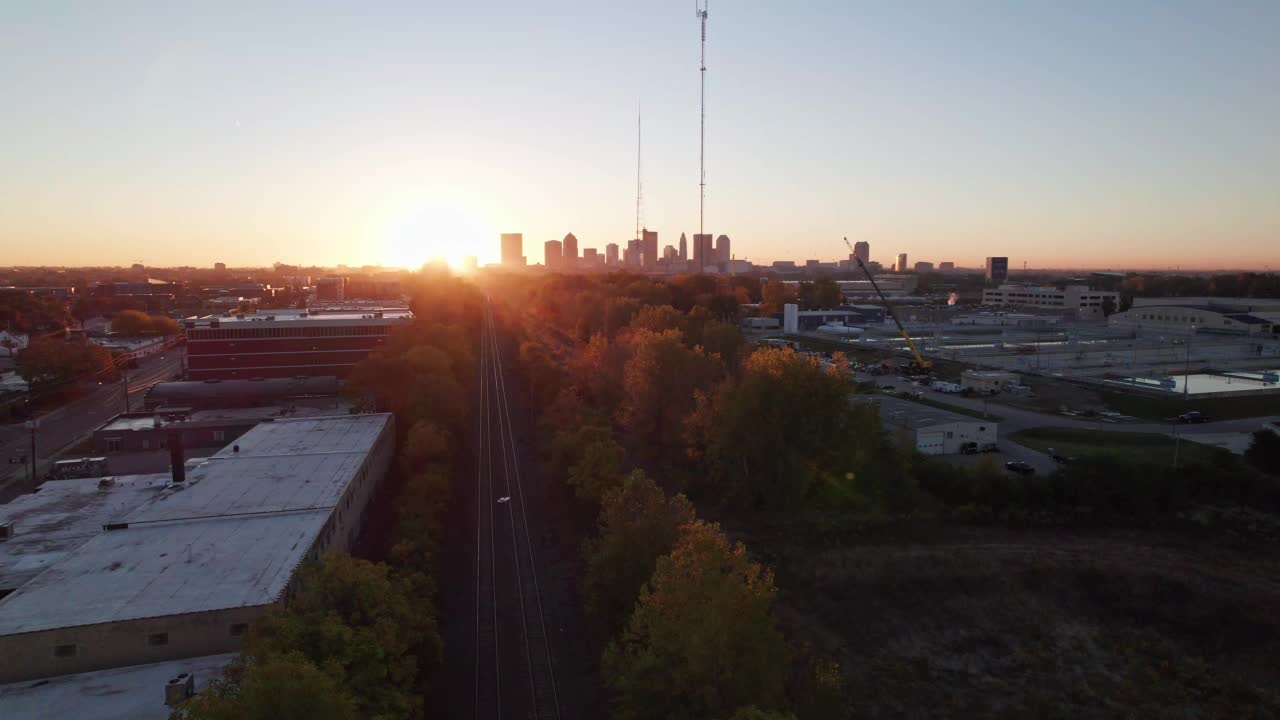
[635,103,643,243]
[696,0,708,237]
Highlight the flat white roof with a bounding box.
[0,653,234,720]
[0,413,392,636]
[189,309,412,324]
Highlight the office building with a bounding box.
[0,414,396,683]
[715,234,731,265]
[605,243,619,265]
[985,256,1009,283]
[641,229,658,269]
[895,253,909,273]
[582,248,598,266]
[853,241,870,264]
[679,233,688,261]
[213,263,226,272]
[183,309,413,380]
[501,233,525,267]
[914,261,934,272]
[562,233,578,269]
[663,245,677,260]
[544,239,562,270]
[939,262,955,271]
[314,277,347,301]
[693,234,714,270]
[981,284,1119,320]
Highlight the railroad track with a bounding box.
[475,297,562,720]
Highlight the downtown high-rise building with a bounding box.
[544,239,562,270]
[501,233,525,266]
[605,243,619,265]
[715,234,731,265]
[693,233,714,271]
[986,256,1009,283]
[678,233,688,261]
[641,229,658,269]
[562,233,578,269]
[895,253,909,272]
[853,241,870,264]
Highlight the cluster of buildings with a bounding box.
[501,231,740,274]
[0,413,396,717]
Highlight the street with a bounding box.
[0,348,184,499]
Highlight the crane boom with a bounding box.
[843,236,931,370]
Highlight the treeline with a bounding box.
[515,272,852,719]
[1119,271,1280,301]
[175,270,483,720]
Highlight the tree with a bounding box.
[567,432,626,503]
[1245,429,1280,475]
[111,309,176,336]
[583,471,695,633]
[603,520,789,720]
[813,277,842,310]
[1101,296,1117,317]
[19,337,116,391]
[247,555,438,720]
[172,653,358,720]
[760,280,798,317]
[619,328,721,456]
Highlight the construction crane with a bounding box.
[843,236,932,373]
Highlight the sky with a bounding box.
[2,1,1278,271]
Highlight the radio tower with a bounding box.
[635,103,643,245]
[696,0,708,237]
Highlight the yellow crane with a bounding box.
[843,237,932,372]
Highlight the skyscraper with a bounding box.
[627,239,642,267]
[582,248,598,267]
[562,233,578,269]
[895,253,909,272]
[853,241,870,264]
[679,233,688,261]
[606,243,619,265]
[693,233,714,271]
[985,256,1009,283]
[544,239,562,269]
[501,233,525,266]
[715,234,731,265]
[641,229,658,269]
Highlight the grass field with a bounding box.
[1008,426,1232,465]
[1098,389,1280,422]
[897,393,1005,422]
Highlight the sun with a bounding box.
[380,204,491,270]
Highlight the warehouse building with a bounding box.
[183,308,413,380]
[875,397,999,456]
[1109,299,1277,336]
[0,413,395,683]
[961,369,1021,394]
[144,376,340,410]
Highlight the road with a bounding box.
[862,372,1279,474]
[0,348,184,498]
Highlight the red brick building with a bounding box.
[183,309,412,380]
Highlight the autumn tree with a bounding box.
[686,347,899,510]
[583,471,695,633]
[619,328,721,457]
[760,279,798,317]
[1245,429,1280,475]
[172,653,358,720]
[19,336,116,391]
[603,520,789,720]
[111,309,178,336]
[567,432,626,503]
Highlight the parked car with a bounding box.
[1178,411,1212,424]
[1005,461,1035,475]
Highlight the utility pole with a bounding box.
[25,420,37,484]
[696,0,708,238]
[1173,328,1194,470]
[122,366,131,413]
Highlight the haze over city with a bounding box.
[3,1,1278,271]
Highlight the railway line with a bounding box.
[473,297,562,720]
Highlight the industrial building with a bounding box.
[1109,298,1280,336]
[0,413,395,683]
[781,304,887,333]
[981,284,1119,320]
[183,308,413,380]
[961,369,1021,394]
[950,312,1060,329]
[876,397,999,456]
[93,401,349,456]
[144,376,340,410]
[836,275,919,297]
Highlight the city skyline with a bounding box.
[2,2,1278,270]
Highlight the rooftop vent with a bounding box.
[165,672,196,706]
[0,521,13,541]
